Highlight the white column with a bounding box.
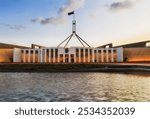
[23,50,26,63]
[28,50,31,63]
[106,49,109,62]
[69,53,71,63]
[101,49,104,62]
[57,48,60,63]
[74,50,76,63]
[79,48,81,63]
[38,49,40,63]
[33,50,35,63]
[40,49,43,63]
[58,54,60,63]
[88,48,90,63]
[92,48,95,63]
[96,50,99,63]
[53,48,55,63]
[83,48,86,63]
[63,54,65,63]
[49,48,51,63]
[111,49,114,62]
[44,49,47,63]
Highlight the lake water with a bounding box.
[0,72,150,102]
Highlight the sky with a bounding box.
[0,0,150,47]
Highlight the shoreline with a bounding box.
[0,63,150,74]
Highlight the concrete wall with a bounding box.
[123,48,150,62]
[20,47,119,63]
[116,47,123,62]
[0,49,13,62]
[13,48,21,62]
[1,47,150,63]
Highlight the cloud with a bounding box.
[6,24,26,30]
[58,0,85,15]
[31,18,41,23]
[31,15,67,25]
[0,23,26,30]
[31,0,86,25]
[107,0,140,12]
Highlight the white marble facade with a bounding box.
[13,47,123,63]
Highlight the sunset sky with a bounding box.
[0,0,150,47]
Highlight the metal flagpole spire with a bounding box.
[57,11,91,48]
[73,11,75,21]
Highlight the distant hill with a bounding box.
[0,43,29,49]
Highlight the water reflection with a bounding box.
[0,73,150,102]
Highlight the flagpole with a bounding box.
[57,11,91,48]
[73,11,75,21]
[71,11,76,34]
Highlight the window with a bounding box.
[146,42,150,47]
[85,49,88,52]
[76,48,79,52]
[65,48,69,53]
[106,46,109,48]
[90,49,92,53]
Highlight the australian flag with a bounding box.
[68,11,74,15]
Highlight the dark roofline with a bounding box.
[96,40,150,48]
[0,43,30,49]
[96,43,113,48]
[114,40,150,48]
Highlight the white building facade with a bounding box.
[13,47,123,63]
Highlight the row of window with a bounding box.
[22,49,117,54]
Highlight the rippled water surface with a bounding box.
[0,72,150,102]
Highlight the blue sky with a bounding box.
[0,0,150,47]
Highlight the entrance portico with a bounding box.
[13,47,123,63]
